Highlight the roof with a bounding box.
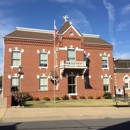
[114,59,130,68]
[5,28,54,41]
[4,21,112,46]
[83,37,112,45]
[58,21,71,34]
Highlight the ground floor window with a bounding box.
[40,77,48,91]
[103,77,109,91]
[68,76,76,93]
[11,77,19,92]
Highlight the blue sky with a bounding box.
[0,0,130,75]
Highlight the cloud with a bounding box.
[121,4,130,15]
[114,52,130,60]
[0,8,16,75]
[68,10,92,33]
[117,20,130,32]
[76,0,96,10]
[103,0,115,45]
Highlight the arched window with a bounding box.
[124,76,129,88]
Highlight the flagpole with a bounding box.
[54,20,56,104]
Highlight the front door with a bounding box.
[68,76,76,94]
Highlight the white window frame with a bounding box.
[68,75,77,94]
[102,55,109,69]
[39,76,48,91]
[39,52,48,68]
[11,50,21,68]
[103,76,110,92]
[68,49,76,61]
[11,76,19,92]
[123,76,130,90]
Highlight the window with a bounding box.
[68,76,76,93]
[11,77,19,92]
[102,55,108,68]
[40,77,48,91]
[124,77,129,88]
[85,76,89,89]
[40,52,48,67]
[12,51,21,66]
[103,77,109,91]
[68,49,75,61]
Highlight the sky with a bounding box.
[0,0,130,75]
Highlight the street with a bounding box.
[0,118,130,130]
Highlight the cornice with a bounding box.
[82,44,113,50]
[62,37,81,41]
[4,38,54,46]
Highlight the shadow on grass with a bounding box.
[113,105,130,108]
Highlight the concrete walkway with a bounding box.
[2,107,130,122]
[0,93,7,121]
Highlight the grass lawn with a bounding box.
[24,99,130,108]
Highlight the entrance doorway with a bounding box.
[68,76,76,94]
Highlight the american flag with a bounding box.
[54,20,57,37]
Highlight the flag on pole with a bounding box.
[54,20,57,37]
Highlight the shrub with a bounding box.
[33,97,39,101]
[96,96,101,99]
[103,92,112,99]
[71,95,77,100]
[44,96,50,101]
[62,94,69,100]
[125,93,128,97]
[79,95,86,99]
[88,95,93,99]
[55,95,60,100]
[12,92,32,106]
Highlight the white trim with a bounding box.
[8,75,11,79]
[9,48,12,52]
[16,27,54,34]
[59,47,67,50]
[39,67,48,70]
[102,68,110,70]
[15,47,18,50]
[37,50,40,53]
[21,49,24,53]
[68,93,78,96]
[70,45,73,48]
[48,51,50,54]
[82,33,100,38]
[37,75,40,79]
[89,75,91,78]
[62,25,82,37]
[76,47,84,51]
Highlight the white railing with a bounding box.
[60,60,86,67]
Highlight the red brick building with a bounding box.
[3,20,114,100]
[114,59,130,95]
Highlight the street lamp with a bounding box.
[18,65,22,92]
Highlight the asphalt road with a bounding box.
[0,118,130,130]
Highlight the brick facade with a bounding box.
[3,21,114,100]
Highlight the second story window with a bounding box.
[12,51,21,66]
[40,52,48,67]
[68,49,75,61]
[102,55,108,68]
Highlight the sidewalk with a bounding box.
[0,93,7,121]
[1,107,130,122]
